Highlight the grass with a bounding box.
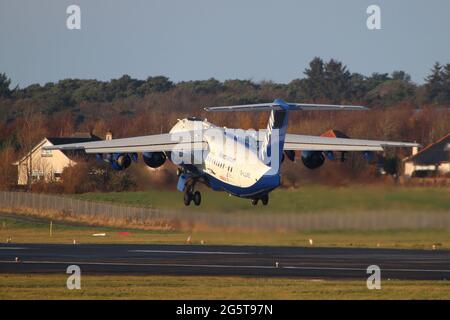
[0,274,449,299]
[2,187,449,300]
[1,213,449,249]
[75,186,450,214]
[2,185,450,300]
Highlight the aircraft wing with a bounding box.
[283,134,420,152]
[43,132,208,154]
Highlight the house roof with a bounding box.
[47,135,101,146]
[405,132,450,165]
[49,135,102,160]
[14,133,101,165]
[320,129,350,139]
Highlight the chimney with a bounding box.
[105,130,113,141]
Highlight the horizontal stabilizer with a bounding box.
[205,99,367,112]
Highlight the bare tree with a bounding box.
[16,106,47,190]
[0,144,16,190]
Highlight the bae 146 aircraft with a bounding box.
[45,99,419,206]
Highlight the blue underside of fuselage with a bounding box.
[175,162,281,198]
[203,173,281,198]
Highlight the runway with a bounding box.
[0,243,450,280]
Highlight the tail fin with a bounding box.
[205,99,367,173]
[259,99,290,172]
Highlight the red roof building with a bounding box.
[403,132,450,177]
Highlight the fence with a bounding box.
[1,191,450,231]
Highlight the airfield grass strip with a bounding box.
[0,274,449,300]
[1,212,449,249]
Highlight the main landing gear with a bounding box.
[251,194,269,206]
[178,167,202,206]
[183,184,201,206]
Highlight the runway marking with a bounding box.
[1,260,450,274]
[0,260,272,269]
[282,266,450,273]
[129,250,251,255]
[0,247,28,250]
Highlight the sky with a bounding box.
[1,0,449,88]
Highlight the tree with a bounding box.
[391,70,411,82]
[424,62,446,104]
[301,58,353,103]
[0,73,11,98]
[16,107,47,190]
[180,78,223,95]
[0,145,16,190]
[61,160,136,193]
[140,76,174,94]
[323,59,352,103]
[441,64,450,104]
[366,79,416,106]
[349,73,368,100]
[301,57,326,101]
[365,73,391,92]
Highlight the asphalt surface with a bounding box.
[0,243,449,280]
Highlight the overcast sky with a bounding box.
[1,0,449,87]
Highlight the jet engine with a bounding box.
[284,150,296,162]
[97,153,132,171]
[143,152,166,169]
[362,151,375,162]
[111,153,132,171]
[301,151,325,170]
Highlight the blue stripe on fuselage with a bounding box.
[204,172,281,198]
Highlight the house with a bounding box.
[13,132,101,185]
[403,132,450,177]
[320,129,350,139]
[319,129,351,162]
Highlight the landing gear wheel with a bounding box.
[193,191,201,206]
[261,194,269,205]
[251,198,258,206]
[183,192,192,206]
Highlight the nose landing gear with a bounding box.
[193,191,201,206]
[251,194,269,206]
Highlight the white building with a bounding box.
[403,132,450,177]
[13,133,101,185]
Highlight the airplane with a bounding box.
[45,99,420,206]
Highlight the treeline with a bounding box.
[1,58,450,113]
[0,57,449,190]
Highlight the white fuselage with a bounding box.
[169,118,272,189]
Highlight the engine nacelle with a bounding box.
[301,151,325,170]
[98,153,132,171]
[284,150,296,162]
[324,151,335,161]
[362,151,375,162]
[111,153,132,171]
[143,152,166,169]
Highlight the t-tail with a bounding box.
[204,99,368,173]
[259,99,290,172]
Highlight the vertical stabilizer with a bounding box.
[259,99,290,173]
